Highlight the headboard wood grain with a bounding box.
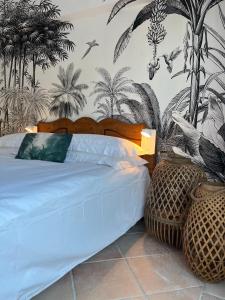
[37,117,145,146]
[37,117,156,174]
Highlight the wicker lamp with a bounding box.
[144,154,206,248]
[183,182,225,282]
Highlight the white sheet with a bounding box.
[0,153,150,300]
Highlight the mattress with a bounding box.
[0,154,150,300]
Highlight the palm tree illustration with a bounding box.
[0,0,75,134]
[118,82,161,133]
[1,87,50,133]
[0,0,74,91]
[107,0,224,127]
[91,67,133,117]
[95,99,112,120]
[50,63,88,118]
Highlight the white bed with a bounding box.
[0,152,150,300]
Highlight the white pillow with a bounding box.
[0,133,26,148]
[68,134,144,158]
[0,147,19,157]
[65,151,147,169]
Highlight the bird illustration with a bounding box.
[162,47,182,73]
[81,40,99,59]
[148,58,160,80]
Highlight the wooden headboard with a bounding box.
[37,117,156,174]
[37,117,144,146]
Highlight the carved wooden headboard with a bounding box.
[37,117,156,174]
[37,117,144,146]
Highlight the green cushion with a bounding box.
[16,133,72,163]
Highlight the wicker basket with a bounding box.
[183,182,225,282]
[144,155,206,248]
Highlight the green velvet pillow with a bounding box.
[16,133,72,163]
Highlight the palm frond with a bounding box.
[162,87,190,138]
[132,83,161,132]
[112,67,130,87]
[205,24,225,51]
[202,71,224,101]
[90,87,110,97]
[107,0,137,24]
[65,63,75,88]
[71,69,82,87]
[207,52,225,71]
[113,25,133,63]
[208,47,225,59]
[75,84,88,90]
[95,68,112,85]
[133,0,189,31]
[218,4,225,30]
[118,98,144,123]
[139,83,161,131]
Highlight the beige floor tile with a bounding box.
[204,281,225,299]
[33,273,74,300]
[127,253,203,295]
[72,259,143,300]
[201,294,224,300]
[119,297,147,300]
[127,219,146,234]
[86,242,122,263]
[148,287,203,300]
[116,233,171,258]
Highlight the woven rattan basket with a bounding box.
[144,155,206,248]
[183,182,225,282]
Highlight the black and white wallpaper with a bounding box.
[0,0,225,181]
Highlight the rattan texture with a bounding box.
[145,157,206,248]
[183,182,225,282]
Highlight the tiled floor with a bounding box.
[34,220,225,300]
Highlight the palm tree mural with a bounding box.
[118,82,161,134]
[50,63,88,118]
[161,5,225,181]
[0,0,74,134]
[107,0,224,127]
[0,87,50,133]
[91,67,134,117]
[95,99,112,120]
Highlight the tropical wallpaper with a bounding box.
[0,0,225,181]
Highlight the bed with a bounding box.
[0,117,155,300]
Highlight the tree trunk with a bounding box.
[4,105,9,132]
[13,56,17,88]
[189,32,203,127]
[110,96,114,118]
[22,47,26,88]
[18,45,23,89]
[8,53,14,88]
[32,54,37,92]
[3,53,7,89]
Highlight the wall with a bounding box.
[0,0,225,181]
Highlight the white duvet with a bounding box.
[0,154,150,300]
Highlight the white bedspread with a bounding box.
[0,154,150,300]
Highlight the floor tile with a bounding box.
[86,242,122,262]
[127,253,203,295]
[204,281,225,299]
[116,233,172,258]
[119,297,146,300]
[72,259,143,300]
[33,273,74,300]
[149,287,203,300]
[201,294,224,300]
[127,219,146,234]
